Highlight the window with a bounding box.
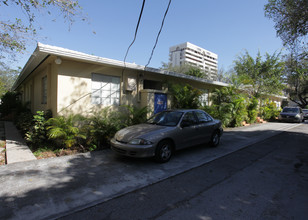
[41,76,47,104]
[143,80,162,90]
[181,112,198,126]
[199,90,209,106]
[91,73,120,106]
[195,111,212,123]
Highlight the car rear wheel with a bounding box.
[155,140,173,163]
[210,131,220,147]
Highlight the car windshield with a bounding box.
[303,109,308,113]
[146,111,183,126]
[282,108,299,113]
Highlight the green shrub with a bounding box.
[204,87,248,127]
[260,99,280,121]
[230,96,248,127]
[120,105,149,126]
[25,111,52,149]
[247,96,259,124]
[47,114,86,148]
[15,110,34,135]
[169,83,202,109]
[85,108,124,149]
[0,91,22,119]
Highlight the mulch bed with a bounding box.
[0,141,5,165]
[35,148,80,159]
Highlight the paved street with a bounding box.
[0,122,307,219]
[61,123,308,220]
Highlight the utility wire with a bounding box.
[145,0,172,69]
[123,0,146,65]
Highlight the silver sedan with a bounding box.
[111,109,223,162]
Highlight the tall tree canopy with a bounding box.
[0,0,84,61]
[264,0,308,108]
[160,62,209,79]
[284,54,308,108]
[264,0,308,50]
[0,64,19,96]
[233,51,285,97]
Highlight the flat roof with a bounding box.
[12,43,229,90]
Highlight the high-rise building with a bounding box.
[169,42,218,80]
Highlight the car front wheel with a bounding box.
[155,140,173,163]
[210,131,220,147]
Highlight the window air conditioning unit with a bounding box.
[126,77,137,91]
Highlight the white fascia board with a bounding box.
[12,45,47,90]
[37,43,144,71]
[13,43,229,91]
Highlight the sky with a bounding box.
[4,0,285,71]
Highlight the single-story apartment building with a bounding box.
[12,43,286,116]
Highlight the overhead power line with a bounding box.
[145,0,172,69]
[123,0,146,65]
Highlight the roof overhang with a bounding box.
[12,43,229,91]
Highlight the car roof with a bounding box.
[164,109,204,113]
[283,107,301,109]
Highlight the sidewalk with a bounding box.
[0,122,303,220]
[4,121,36,164]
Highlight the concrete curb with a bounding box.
[4,121,36,164]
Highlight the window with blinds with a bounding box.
[91,73,120,106]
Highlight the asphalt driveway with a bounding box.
[0,122,304,219]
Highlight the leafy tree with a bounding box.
[264,0,308,50]
[169,83,202,109]
[161,62,208,79]
[185,68,205,78]
[284,53,308,108]
[233,51,285,97]
[264,0,308,108]
[0,65,19,96]
[216,67,231,83]
[0,0,85,60]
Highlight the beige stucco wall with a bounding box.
[17,58,58,114]
[18,56,269,118]
[55,59,144,116]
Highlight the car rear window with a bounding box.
[283,108,299,113]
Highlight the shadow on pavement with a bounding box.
[0,123,307,219]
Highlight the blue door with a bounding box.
[154,93,167,114]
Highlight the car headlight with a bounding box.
[128,138,153,145]
[295,114,300,118]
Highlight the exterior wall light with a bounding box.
[55,57,62,65]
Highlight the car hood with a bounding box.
[115,123,170,143]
